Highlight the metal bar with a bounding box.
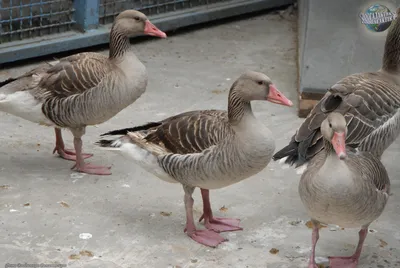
[0,21,75,35]
[49,0,53,34]
[73,0,100,32]
[0,0,70,10]
[0,0,294,65]
[39,0,43,37]
[29,0,33,38]
[19,0,22,40]
[1,10,74,23]
[9,0,13,42]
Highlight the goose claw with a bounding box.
[202,217,243,233]
[53,147,93,161]
[187,229,227,247]
[328,256,358,268]
[71,162,112,175]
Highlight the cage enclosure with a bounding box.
[0,0,294,65]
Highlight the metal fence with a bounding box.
[0,0,294,64]
[99,0,231,25]
[0,0,75,43]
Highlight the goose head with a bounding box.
[113,10,167,38]
[321,112,348,160]
[233,71,293,106]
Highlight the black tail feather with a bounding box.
[0,77,17,88]
[95,139,115,147]
[272,142,299,164]
[100,121,162,137]
[273,142,310,167]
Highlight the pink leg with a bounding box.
[71,136,112,175]
[198,188,243,233]
[308,220,320,268]
[53,128,92,161]
[183,187,227,247]
[328,227,368,268]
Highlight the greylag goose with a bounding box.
[273,8,400,173]
[0,10,166,175]
[95,71,293,247]
[300,113,390,268]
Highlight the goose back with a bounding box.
[142,110,232,154]
[273,72,400,167]
[102,109,232,154]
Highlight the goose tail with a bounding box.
[95,133,176,183]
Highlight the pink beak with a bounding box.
[266,84,293,107]
[331,132,347,160]
[144,20,167,38]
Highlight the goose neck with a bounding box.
[227,90,253,125]
[382,17,400,74]
[109,24,131,59]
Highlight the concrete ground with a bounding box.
[1,8,400,268]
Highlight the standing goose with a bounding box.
[273,8,400,172]
[300,113,390,268]
[96,71,293,247]
[0,10,166,175]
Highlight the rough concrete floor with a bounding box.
[1,11,400,268]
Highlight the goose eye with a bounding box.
[329,123,332,128]
[134,17,140,21]
[257,81,263,85]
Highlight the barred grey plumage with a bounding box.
[0,10,167,175]
[96,71,294,247]
[273,8,400,172]
[299,112,390,267]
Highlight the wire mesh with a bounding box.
[99,0,231,25]
[0,0,75,43]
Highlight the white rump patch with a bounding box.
[0,91,53,126]
[278,156,291,169]
[120,143,177,183]
[295,164,308,175]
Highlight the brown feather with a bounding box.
[143,110,233,154]
[33,52,113,99]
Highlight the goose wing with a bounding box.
[100,109,232,154]
[33,52,113,98]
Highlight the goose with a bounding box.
[300,113,390,268]
[273,8,400,173]
[95,71,293,247]
[0,10,166,175]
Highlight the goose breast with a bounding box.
[117,51,148,97]
[299,152,389,228]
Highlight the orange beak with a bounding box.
[266,84,293,107]
[144,20,167,38]
[331,132,347,160]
